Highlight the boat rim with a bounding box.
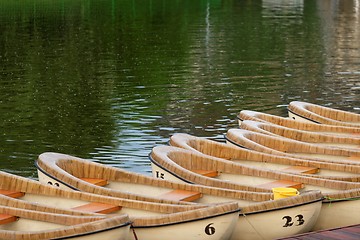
[149,152,324,216]
[34,160,79,191]
[148,153,194,185]
[287,107,321,124]
[57,220,132,239]
[35,155,241,228]
[223,134,247,149]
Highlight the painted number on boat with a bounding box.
[155,171,165,179]
[282,215,304,227]
[205,223,215,235]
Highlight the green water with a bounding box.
[1,0,359,178]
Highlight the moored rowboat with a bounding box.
[36,152,264,202]
[240,120,360,150]
[169,133,360,181]
[150,145,360,194]
[0,170,239,240]
[150,145,360,231]
[225,129,360,170]
[36,152,321,240]
[149,146,324,240]
[238,110,360,137]
[288,101,360,127]
[0,205,131,240]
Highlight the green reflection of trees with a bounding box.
[0,0,327,176]
[0,0,218,173]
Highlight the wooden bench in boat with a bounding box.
[0,189,25,198]
[347,156,360,161]
[0,214,18,225]
[79,178,108,187]
[158,189,202,202]
[256,180,304,190]
[67,176,116,214]
[0,189,24,225]
[282,166,319,174]
[72,202,121,214]
[192,170,220,178]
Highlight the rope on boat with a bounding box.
[323,196,360,208]
[131,224,138,240]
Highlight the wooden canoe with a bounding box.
[169,133,360,181]
[0,205,131,240]
[36,153,322,240]
[238,110,360,137]
[0,170,239,240]
[288,101,360,127]
[149,145,360,231]
[226,128,360,169]
[240,120,360,150]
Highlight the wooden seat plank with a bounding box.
[79,178,108,187]
[348,156,360,161]
[0,189,25,198]
[257,180,304,190]
[282,166,319,174]
[72,202,121,214]
[158,189,202,202]
[192,170,219,178]
[0,214,17,225]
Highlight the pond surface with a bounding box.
[1,0,360,178]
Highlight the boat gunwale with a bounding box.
[225,128,360,167]
[35,153,202,206]
[35,152,273,203]
[150,145,360,201]
[287,108,321,124]
[34,152,245,228]
[52,221,131,240]
[149,155,324,216]
[0,169,210,217]
[35,160,79,191]
[0,205,131,239]
[170,133,360,181]
[238,110,360,135]
[240,120,360,146]
[288,101,360,126]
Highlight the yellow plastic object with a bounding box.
[272,187,299,200]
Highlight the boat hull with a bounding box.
[225,128,360,169]
[236,200,321,240]
[151,162,323,240]
[238,110,360,138]
[288,110,315,124]
[288,101,360,127]
[240,120,360,150]
[169,133,360,182]
[37,168,77,191]
[36,162,240,240]
[313,198,360,231]
[0,221,130,240]
[57,226,130,240]
[150,145,360,238]
[131,211,238,240]
[0,206,131,240]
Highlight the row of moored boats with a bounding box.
[1,101,360,239]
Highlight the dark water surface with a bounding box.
[1,0,360,178]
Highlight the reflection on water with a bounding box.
[0,0,359,178]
